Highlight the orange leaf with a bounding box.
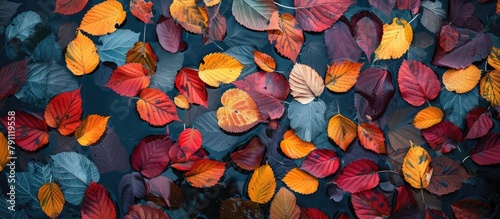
[65,31,99,76]
[185,159,225,188]
[198,53,243,87]
[253,50,276,72]
[374,17,413,60]
[174,94,190,109]
[106,63,150,97]
[357,123,386,154]
[497,1,500,14]
[170,0,208,34]
[328,114,357,151]
[443,65,481,94]
[280,130,315,159]
[75,114,109,146]
[216,88,261,133]
[44,88,82,136]
[248,163,276,204]
[487,46,500,70]
[480,69,500,106]
[289,63,325,104]
[130,0,154,24]
[413,106,444,129]
[204,0,221,7]
[38,182,65,219]
[126,42,158,75]
[402,141,432,189]
[79,0,126,36]
[136,88,180,126]
[270,187,301,219]
[55,0,88,15]
[268,13,304,62]
[325,60,363,93]
[282,168,318,195]
[0,133,10,172]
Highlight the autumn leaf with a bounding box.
[38,182,65,219]
[130,0,154,24]
[1,112,49,151]
[231,137,266,171]
[469,133,500,165]
[402,142,432,189]
[253,51,276,72]
[126,42,158,75]
[220,198,261,219]
[374,17,413,60]
[198,53,243,87]
[248,163,276,204]
[464,107,493,140]
[65,31,99,76]
[79,0,126,36]
[216,88,261,133]
[294,0,354,32]
[354,67,395,122]
[327,114,357,151]
[232,0,279,31]
[289,63,324,104]
[282,168,318,195]
[398,60,440,106]
[368,0,395,16]
[334,159,379,193]
[351,189,391,219]
[350,11,383,62]
[44,88,82,136]
[443,65,481,94]
[185,159,225,188]
[270,187,301,219]
[0,59,28,100]
[0,133,10,172]
[175,67,208,107]
[300,208,328,219]
[280,129,316,159]
[413,106,444,129]
[125,204,169,219]
[178,128,203,159]
[426,157,469,196]
[488,46,500,70]
[132,135,172,178]
[268,13,304,62]
[422,121,462,154]
[74,114,110,146]
[325,60,363,93]
[136,88,180,126]
[174,94,190,109]
[106,63,150,97]
[357,123,386,154]
[300,149,340,178]
[156,16,185,53]
[439,25,459,52]
[451,198,492,219]
[480,69,500,106]
[81,182,117,219]
[55,0,88,15]
[170,0,208,34]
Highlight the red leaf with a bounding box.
[396,0,421,14]
[464,107,493,140]
[144,176,172,207]
[0,60,28,100]
[325,20,362,63]
[469,133,500,165]
[1,112,49,151]
[354,68,395,122]
[451,198,491,219]
[170,145,208,171]
[131,135,173,178]
[106,63,150,97]
[422,121,462,153]
[130,0,154,24]
[337,212,351,219]
[156,16,184,53]
[233,71,289,120]
[393,185,416,213]
[81,182,117,219]
[397,60,440,106]
[175,67,208,108]
[300,208,328,219]
[44,88,82,136]
[350,11,383,62]
[300,149,340,178]
[351,189,391,219]
[357,123,386,154]
[125,204,169,219]
[185,159,226,188]
[439,25,459,52]
[55,0,88,15]
[230,136,266,171]
[178,128,202,159]
[334,159,379,193]
[425,208,448,219]
[426,157,469,196]
[368,0,395,16]
[267,13,304,62]
[294,0,355,32]
[136,88,180,126]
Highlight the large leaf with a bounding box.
[51,152,100,205]
[324,20,362,63]
[79,0,126,36]
[220,198,261,219]
[44,88,82,136]
[440,87,479,128]
[0,59,28,100]
[216,88,261,133]
[232,0,279,31]
[426,157,469,196]
[334,159,379,193]
[106,63,150,97]
[269,187,300,219]
[126,42,158,75]
[280,129,316,159]
[54,0,88,15]
[144,175,173,208]
[282,168,319,195]
[136,88,180,126]
[81,182,116,219]
[231,136,266,171]
[324,60,362,93]
[248,163,276,204]
[288,99,326,142]
[327,114,357,151]
[289,63,324,104]
[90,128,130,174]
[402,142,432,189]
[350,11,383,62]
[1,111,48,151]
[32,34,62,63]
[185,159,226,188]
[398,60,440,106]
[97,29,140,66]
[38,182,65,219]
[198,53,243,87]
[5,11,41,42]
[294,0,354,32]
[175,67,207,107]
[268,13,304,62]
[74,114,109,146]
[57,21,78,49]
[170,0,208,34]
[354,67,394,122]
[469,133,500,165]
[422,120,462,154]
[300,149,340,178]
[480,69,500,106]
[374,17,413,60]
[300,208,328,219]
[131,135,172,178]
[351,190,391,219]
[156,16,184,53]
[65,30,99,76]
[443,65,481,94]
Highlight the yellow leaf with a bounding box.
[443,65,481,94]
[488,47,500,70]
[402,142,432,189]
[79,0,126,36]
[253,50,276,73]
[204,0,220,7]
[199,53,243,87]
[0,133,10,172]
[282,168,318,195]
[270,187,300,219]
[480,70,500,107]
[325,60,363,93]
[289,63,325,104]
[248,163,276,204]
[280,130,315,159]
[126,42,157,75]
[327,114,357,151]
[413,106,444,129]
[38,182,65,219]
[65,31,99,76]
[216,88,261,133]
[75,114,109,146]
[174,94,190,109]
[170,0,208,34]
[374,17,413,60]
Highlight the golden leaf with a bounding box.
[325,60,363,93]
[38,182,65,219]
[79,0,126,36]
[282,168,318,195]
[65,31,99,76]
[170,0,208,34]
[248,163,276,204]
[374,17,413,60]
[413,106,444,129]
[174,94,190,109]
[216,88,261,133]
[269,187,300,219]
[126,42,158,75]
[280,130,315,159]
[480,70,500,107]
[253,50,276,72]
[199,53,243,87]
[204,0,220,7]
[327,114,357,151]
[74,114,109,146]
[402,141,432,189]
[443,65,481,94]
[0,133,9,172]
[185,159,225,188]
[488,46,500,70]
[289,63,325,104]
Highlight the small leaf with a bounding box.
[269,187,300,219]
[106,63,150,97]
[231,136,266,171]
[413,106,444,130]
[300,149,340,178]
[464,107,493,140]
[216,88,261,133]
[175,67,207,107]
[79,0,126,36]
[334,159,379,193]
[289,63,324,104]
[422,121,462,153]
[136,88,180,126]
[1,111,49,151]
[65,30,99,76]
[130,0,154,24]
[185,159,225,188]
[487,46,500,70]
[38,182,65,219]
[282,168,318,195]
[294,0,354,32]
[126,42,158,75]
[443,65,481,94]
[374,17,413,60]
[402,142,432,189]
[178,128,203,159]
[81,182,117,219]
[398,60,440,106]
[325,60,363,93]
[198,53,243,87]
[480,69,500,106]
[327,114,357,151]
[174,94,190,109]
[44,88,82,136]
[170,0,208,34]
[351,189,391,219]
[280,130,315,159]
[253,51,276,72]
[268,13,304,62]
[426,157,469,196]
[232,0,279,31]
[74,115,109,146]
[357,123,386,154]
[55,0,88,15]
[248,163,276,204]
[131,135,172,178]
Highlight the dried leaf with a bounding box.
[126,42,158,75]
[170,0,208,34]
[130,0,153,24]
[269,187,300,219]
[289,63,324,104]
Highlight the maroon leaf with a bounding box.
[439,25,459,53]
[422,121,462,153]
[81,182,117,219]
[233,71,289,120]
[464,107,493,140]
[170,146,208,171]
[1,111,49,151]
[351,189,391,219]
[0,60,28,100]
[177,128,203,160]
[294,0,355,32]
[300,208,328,219]
[156,16,184,53]
[354,68,395,122]
[325,20,362,63]
[337,212,351,219]
[230,136,266,171]
[368,0,396,16]
[350,11,382,62]
[469,133,500,165]
[396,0,421,14]
[451,198,492,219]
[220,198,261,219]
[144,176,172,207]
[204,7,226,44]
[397,60,440,106]
[334,159,379,193]
[448,0,476,28]
[425,157,469,196]
[90,128,130,174]
[131,135,172,178]
[118,172,146,213]
[300,149,340,178]
[425,208,448,219]
[175,67,208,108]
[125,204,169,219]
[393,185,417,213]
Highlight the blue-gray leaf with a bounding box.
[193,111,240,152]
[0,196,28,219]
[13,172,38,205]
[225,45,257,78]
[150,42,184,93]
[5,11,42,42]
[27,161,52,191]
[440,87,479,129]
[288,99,326,142]
[97,29,139,65]
[32,34,62,63]
[0,0,21,27]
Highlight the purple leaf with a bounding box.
[325,20,362,63]
[90,128,131,174]
[118,172,147,213]
[354,68,395,122]
[145,176,172,207]
[368,0,396,16]
[156,16,185,53]
[350,11,382,62]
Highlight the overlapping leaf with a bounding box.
[300,208,328,219]
[125,204,169,219]
[324,20,362,63]
[175,67,207,107]
[74,114,109,146]
[136,88,180,126]
[269,187,300,219]
[130,0,153,24]
[398,60,440,106]
[170,0,208,34]
[185,159,225,188]
[300,149,339,178]
[79,0,126,36]
[44,88,82,136]
[253,51,276,72]
[126,42,158,75]
[422,121,462,153]
[55,0,88,15]
[288,99,326,142]
[1,111,49,151]
[357,123,386,154]
[280,130,315,159]
[402,142,432,189]
[351,189,390,219]
[443,65,481,94]
[294,0,354,32]
[38,182,65,219]
[282,168,318,195]
[374,17,413,60]
[220,198,261,219]
[231,137,266,171]
[480,69,500,106]
[469,133,500,165]
[268,13,303,62]
[248,163,276,204]
[156,16,184,53]
[334,159,379,193]
[81,182,116,219]
[216,88,261,133]
[0,133,9,172]
[0,60,27,100]
[131,135,172,178]
[97,29,139,66]
[328,114,357,151]
[65,31,99,76]
[232,0,279,31]
[426,157,469,196]
[488,46,500,70]
[451,198,491,219]
[354,68,395,122]
[464,107,492,140]
[198,53,243,87]
[413,106,443,130]
[106,63,150,97]
[289,63,324,104]
[350,11,382,62]
[324,60,362,93]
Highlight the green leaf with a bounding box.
[97,29,140,65]
[288,99,326,142]
[5,11,42,42]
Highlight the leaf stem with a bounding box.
[408,14,420,24]
[426,100,432,107]
[143,24,147,43]
[274,1,297,9]
[377,170,399,175]
[462,155,470,163]
[336,99,340,115]
[266,155,284,165]
[420,189,426,207]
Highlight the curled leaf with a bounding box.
[253,51,276,72]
